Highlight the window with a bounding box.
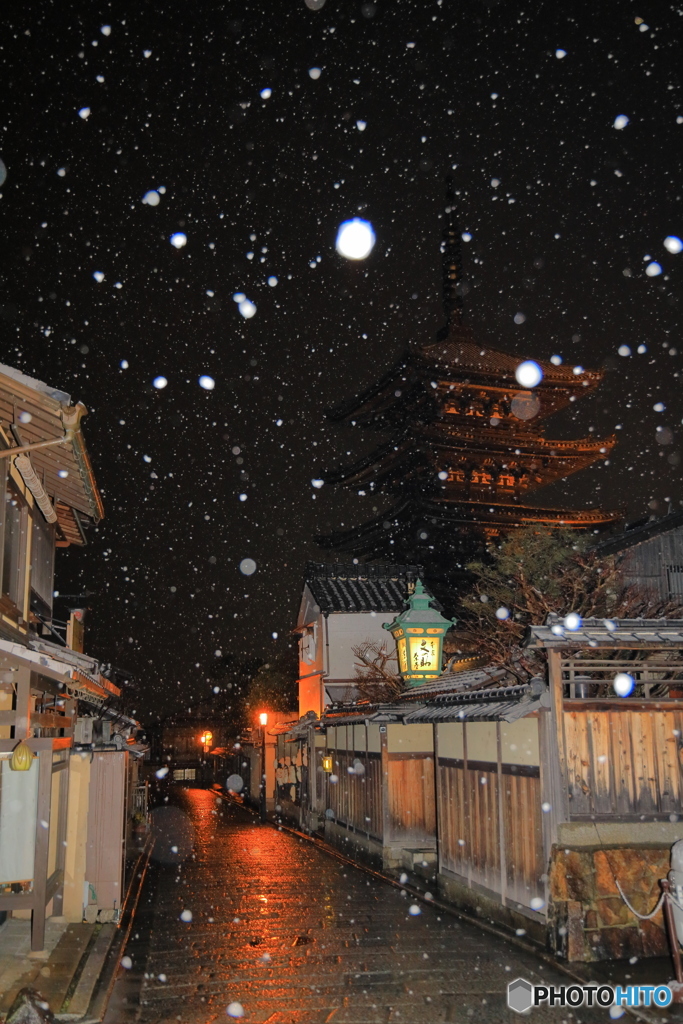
[31,513,55,616]
[667,565,683,601]
[3,483,28,610]
[300,625,317,665]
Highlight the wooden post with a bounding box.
[64,698,76,737]
[496,722,507,906]
[364,723,370,838]
[31,749,52,951]
[14,666,31,738]
[308,724,317,819]
[462,723,471,887]
[380,727,391,856]
[433,723,441,876]
[547,651,570,826]
[52,756,69,917]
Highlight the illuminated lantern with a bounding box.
[321,755,333,772]
[259,712,268,726]
[383,580,455,686]
[200,731,213,751]
[10,740,34,771]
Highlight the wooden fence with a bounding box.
[562,708,683,818]
[325,749,383,839]
[387,754,436,844]
[438,758,544,908]
[435,715,546,911]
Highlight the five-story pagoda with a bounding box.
[317,186,620,585]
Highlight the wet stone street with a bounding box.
[105,787,618,1024]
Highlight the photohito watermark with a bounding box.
[507,978,673,1014]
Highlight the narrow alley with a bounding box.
[104,787,614,1024]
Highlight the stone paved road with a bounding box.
[103,787,641,1024]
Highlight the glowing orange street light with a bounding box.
[258,712,269,821]
[200,730,213,752]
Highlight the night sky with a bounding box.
[1,0,681,717]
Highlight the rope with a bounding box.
[615,878,665,921]
[602,838,670,921]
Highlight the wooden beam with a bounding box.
[0,890,35,910]
[0,653,70,687]
[564,699,683,712]
[0,711,71,728]
[46,868,63,904]
[0,736,72,752]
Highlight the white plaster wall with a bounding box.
[500,718,539,765]
[326,611,397,681]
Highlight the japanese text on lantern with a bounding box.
[411,637,438,671]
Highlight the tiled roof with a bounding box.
[304,561,427,613]
[403,692,544,724]
[319,675,547,726]
[524,616,683,649]
[596,509,683,557]
[398,666,508,701]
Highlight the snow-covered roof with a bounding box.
[524,616,683,649]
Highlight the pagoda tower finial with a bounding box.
[442,175,464,327]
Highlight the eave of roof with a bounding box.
[0,365,103,522]
[419,328,604,390]
[320,680,546,726]
[315,497,622,552]
[303,561,429,613]
[524,616,683,649]
[597,509,683,557]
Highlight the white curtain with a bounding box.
[0,757,38,883]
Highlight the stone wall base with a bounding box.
[549,844,671,962]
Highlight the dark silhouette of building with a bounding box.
[317,184,620,599]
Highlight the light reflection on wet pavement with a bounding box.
[104,787,615,1023]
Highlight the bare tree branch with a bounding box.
[352,640,403,703]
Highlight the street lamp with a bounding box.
[258,713,268,821]
[383,580,455,687]
[200,730,213,753]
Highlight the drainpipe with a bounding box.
[14,455,57,523]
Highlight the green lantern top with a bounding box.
[383,580,456,686]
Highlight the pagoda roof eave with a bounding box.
[316,497,623,553]
[426,425,617,455]
[435,497,623,526]
[325,345,605,427]
[419,328,605,389]
[323,431,616,489]
[324,354,412,423]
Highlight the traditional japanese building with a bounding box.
[317,189,621,585]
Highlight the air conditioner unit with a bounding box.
[74,717,93,744]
